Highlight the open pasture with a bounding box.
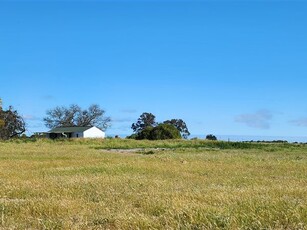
[0,139,306,229]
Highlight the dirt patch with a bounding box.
[101,148,169,154]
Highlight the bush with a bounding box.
[206,134,217,141]
[126,134,138,139]
[131,124,181,140]
[137,126,154,140]
[149,124,181,140]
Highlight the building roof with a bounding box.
[48,126,93,133]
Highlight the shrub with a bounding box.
[137,126,154,140]
[126,134,138,139]
[206,134,217,141]
[149,124,181,140]
[133,124,181,140]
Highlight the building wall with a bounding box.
[83,127,105,138]
[47,133,67,139]
[71,132,84,138]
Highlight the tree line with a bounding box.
[0,99,217,140]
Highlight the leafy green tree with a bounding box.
[131,112,157,133]
[126,133,138,139]
[130,113,189,140]
[136,126,154,140]
[134,124,181,140]
[0,119,4,129]
[149,124,181,140]
[163,119,190,139]
[0,106,26,140]
[44,104,111,130]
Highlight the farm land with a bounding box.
[0,139,306,229]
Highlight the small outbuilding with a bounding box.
[47,126,105,139]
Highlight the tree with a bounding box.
[131,112,157,133]
[163,119,190,139]
[130,113,190,140]
[0,98,4,129]
[44,104,111,130]
[206,134,217,141]
[134,124,181,140]
[0,119,4,129]
[149,124,181,140]
[136,126,154,140]
[0,106,26,140]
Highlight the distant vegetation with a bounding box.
[0,99,301,145]
[129,112,190,140]
[129,124,181,140]
[2,137,302,151]
[205,134,217,140]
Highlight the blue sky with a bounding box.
[1,0,307,137]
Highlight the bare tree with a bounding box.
[44,104,111,130]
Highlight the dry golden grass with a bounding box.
[0,139,306,229]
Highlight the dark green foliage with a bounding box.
[126,133,138,139]
[206,134,217,141]
[134,124,181,140]
[131,112,157,133]
[136,126,154,140]
[131,113,189,140]
[0,119,4,128]
[44,104,111,130]
[163,119,190,139]
[149,124,181,140]
[0,106,26,140]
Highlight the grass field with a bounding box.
[0,139,306,229]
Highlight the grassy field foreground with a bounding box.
[0,139,306,229]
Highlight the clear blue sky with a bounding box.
[1,0,307,137]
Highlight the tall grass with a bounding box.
[0,140,306,229]
[4,137,301,150]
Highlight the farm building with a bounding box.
[47,126,105,139]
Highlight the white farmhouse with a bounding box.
[47,126,105,139]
